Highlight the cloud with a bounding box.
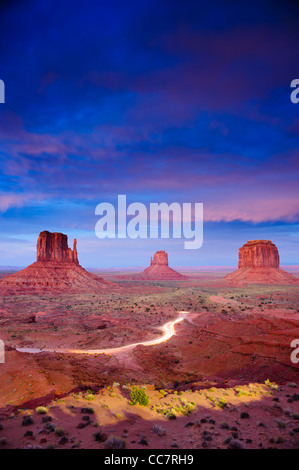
[0,0,298,266]
[0,193,42,212]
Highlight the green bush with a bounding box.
[36,406,47,415]
[165,410,176,420]
[265,379,278,390]
[130,386,149,406]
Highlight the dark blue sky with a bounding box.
[0,0,298,267]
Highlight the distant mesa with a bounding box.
[151,250,169,266]
[0,231,114,294]
[135,250,186,280]
[225,240,299,285]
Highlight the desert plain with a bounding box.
[0,263,298,450]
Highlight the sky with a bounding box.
[0,0,298,267]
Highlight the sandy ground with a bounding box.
[0,271,298,448]
[0,381,298,449]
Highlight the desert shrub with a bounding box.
[165,410,176,420]
[276,420,286,429]
[229,439,245,449]
[217,398,228,409]
[85,395,95,401]
[186,402,195,412]
[81,407,94,414]
[236,387,249,397]
[85,391,95,401]
[105,436,126,449]
[130,386,149,406]
[44,422,55,432]
[152,425,166,436]
[220,421,229,429]
[206,395,215,403]
[94,431,108,442]
[265,379,278,390]
[36,406,47,415]
[45,444,55,449]
[22,415,34,426]
[54,427,65,436]
[72,441,81,448]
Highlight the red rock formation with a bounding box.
[238,240,279,268]
[37,231,79,264]
[135,250,186,280]
[225,240,298,285]
[0,231,114,294]
[150,250,168,266]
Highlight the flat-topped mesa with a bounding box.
[238,240,279,268]
[37,231,78,265]
[136,250,186,280]
[225,239,298,285]
[150,250,168,266]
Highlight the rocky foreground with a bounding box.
[0,381,298,449]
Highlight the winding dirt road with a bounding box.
[16,313,188,356]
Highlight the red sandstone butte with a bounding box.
[37,231,79,264]
[225,240,299,285]
[136,250,186,280]
[0,231,114,294]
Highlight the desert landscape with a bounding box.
[1,0,298,456]
[0,233,298,449]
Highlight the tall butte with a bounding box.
[37,231,79,264]
[136,250,186,280]
[0,231,114,294]
[225,240,298,285]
